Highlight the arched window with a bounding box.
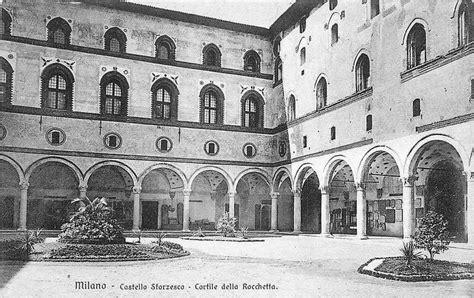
[315,77,327,110]
[241,91,264,128]
[329,0,338,10]
[100,72,128,116]
[366,114,373,131]
[330,126,336,140]
[288,95,296,121]
[243,50,261,72]
[355,54,370,92]
[151,78,178,120]
[406,23,426,69]
[41,64,74,110]
[331,24,339,45]
[203,44,221,67]
[47,17,71,45]
[299,16,307,33]
[155,35,176,60]
[104,27,127,53]
[458,1,472,46]
[0,58,13,104]
[200,84,224,125]
[371,0,380,18]
[412,98,421,117]
[1,9,12,36]
[273,36,281,56]
[275,57,283,83]
[300,47,306,65]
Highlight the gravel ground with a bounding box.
[1,236,473,297]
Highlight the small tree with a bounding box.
[414,210,451,261]
[216,212,237,237]
[58,197,125,244]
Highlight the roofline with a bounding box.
[269,0,324,37]
[78,0,271,37]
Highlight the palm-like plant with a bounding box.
[400,239,422,267]
[70,197,111,221]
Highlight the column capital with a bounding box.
[182,189,192,196]
[132,186,142,194]
[319,185,329,194]
[402,175,417,187]
[355,182,365,191]
[78,184,88,192]
[19,181,29,190]
[270,192,279,200]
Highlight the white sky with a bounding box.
[129,0,294,28]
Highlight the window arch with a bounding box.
[47,17,71,45]
[288,95,296,121]
[199,84,224,125]
[275,57,283,83]
[458,0,472,46]
[202,44,221,67]
[243,50,261,72]
[155,35,176,60]
[40,63,74,110]
[151,78,179,120]
[273,36,281,56]
[1,9,12,36]
[329,0,338,10]
[104,27,127,53]
[315,77,327,110]
[331,24,339,45]
[241,91,264,128]
[406,23,426,69]
[100,72,129,116]
[412,98,421,117]
[0,57,13,105]
[300,47,306,65]
[371,0,380,18]
[355,54,370,92]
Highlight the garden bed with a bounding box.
[182,236,264,242]
[358,257,474,282]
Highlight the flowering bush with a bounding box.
[58,197,125,244]
[414,210,451,261]
[216,212,237,237]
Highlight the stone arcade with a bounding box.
[0,0,473,243]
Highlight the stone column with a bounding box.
[228,192,235,217]
[19,181,28,231]
[402,176,415,239]
[182,189,191,231]
[132,186,141,231]
[13,197,19,228]
[79,184,87,199]
[467,172,474,245]
[157,201,162,230]
[270,192,279,232]
[320,186,330,236]
[356,183,367,240]
[293,190,301,233]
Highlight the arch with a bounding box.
[84,160,137,187]
[241,90,264,128]
[188,166,233,191]
[355,53,371,92]
[314,74,328,110]
[155,35,176,60]
[288,94,296,121]
[326,12,342,29]
[272,167,293,192]
[274,57,283,82]
[273,36,282,56]
[293,162,319,191]
[356,145,403,184]
[243,50,261,73]
[234,168,271,192]
[46,17,71,45]
[401,18,430,45]
[0,154,25,182]
[403,134,469,178]
[1,8,12,36]
[295,36,307,53]
[199,83,225,125]
[104,27,127,53]
[151,77,179,120]
[0,56,13,104]
[322,155,354,187]
[138,163,188,189]
[202,43,221,67]
[351,48,371,72]
[40,63,75,110]
[25,157,83,185]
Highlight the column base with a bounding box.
[292,230,301,235]
[270,229,279,233]
[17,227,27,232]
[319,233,333,238]
[182,229,190,232]
[132,229,141,233]
[357,235,369,240]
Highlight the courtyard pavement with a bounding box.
[0,235,473,297]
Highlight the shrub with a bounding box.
[238,226,249,239]
[49,244,149,259]
[400,240,422,267]
[414,210,451,261]
[0,230,44,260]
[192,227,205,238]
[160,241,184,251]
[58,197,125,244]
[216,212,237,237]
